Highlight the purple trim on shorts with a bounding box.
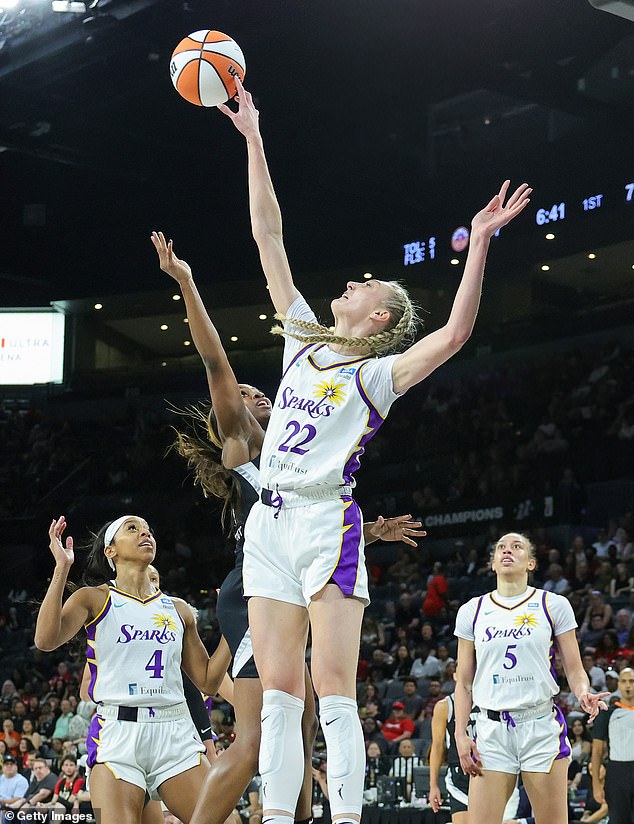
[281,342,314,380]
[554,704,571,760]
[342,370,385,484]
[472,595,484,633]
[86,714,103,768]
[330,496,363,595]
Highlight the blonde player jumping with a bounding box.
[220,75,531,824]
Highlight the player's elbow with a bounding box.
[34,631,57,652]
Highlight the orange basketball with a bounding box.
[170,30,246,107]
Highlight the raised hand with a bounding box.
[151,231,192,284]
[49,516,74,568]
[579,690,610,722]
[217,75,260,140]
[471,180,532,239]
[369,514,426,547]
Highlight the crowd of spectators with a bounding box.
[0,332,632,821]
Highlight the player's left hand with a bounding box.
[151,231,193,285]
[471,181,532,239]
[578,690,610,721]
[369,514,426,547]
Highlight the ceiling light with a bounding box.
[172,294,181,301]
[450,259,459,265]
[183,318,189,323]
[52,0,87,11]
[259,314,267,320]
[545,233,555,240]
[160,324,168,331]
[94,303,102,310]
[363,272,372,279]
[161,362,167,367]
[587,253,596,260]
[184,340,191,346]
[541,265,550,271]
[230,336,238,342]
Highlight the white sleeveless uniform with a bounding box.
[85,585,204,797]
[243,295,402,607]
[455,587,576,773]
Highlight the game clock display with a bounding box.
[534,180,633,226]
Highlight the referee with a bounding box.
[591,666,634,824]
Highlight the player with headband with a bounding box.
[35,514,231,824]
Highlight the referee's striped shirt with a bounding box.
[592,702,634,761]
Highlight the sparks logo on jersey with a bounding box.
[313,379,347,406]
[153,613,177,632]
[279,386,335,418]
[482,624,534,641]
[514,612,539,629]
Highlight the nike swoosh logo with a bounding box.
[324,717,340,726]
[200,726,212,734]
[483,610,495,615]
[113,603,125,608]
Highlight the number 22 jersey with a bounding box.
[259,296,402,492]
[454,587,577,710]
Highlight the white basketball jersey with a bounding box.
[260,343,395,491]
[456,588,576,711]
[85,585,186,707]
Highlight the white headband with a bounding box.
[104,515,139,570]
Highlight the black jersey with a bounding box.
[230,457,261,566]
[444,694,478,767]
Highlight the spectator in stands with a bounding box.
[594,631,620,667]
[0,754,28,806]
[610,563,633,598]
[581,652,607,693]
[616,625,634,664]
[50,699,74,741]
[440,661,457,696]
[592,529,612,559]
[381,702,415,747]
[361,717,387,750]
[567,718,592,765]
[543,564,570,595]
[604,668,620,700]
[410,644,441,680]
[10,702,27,734]
[569,558,593,595]
[581,592,613,632]
[18,720,41,756]
[0,720,20,757]
[397,678,424,720]
[395,592,421,630]
[363,699,384,725]
[16,738,34,772]
[422,563,449,617]
[364,741,390,803]
[389,739,423,802]
[579,614,607,651]
[35,755,84,817]
[420,680,444,719]
[392,645,415,680]
[5,756,58,811]
[0,683,19,705]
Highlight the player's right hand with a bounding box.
[429,783,443,812]
[456,734,482,777]
[49,516,74,567]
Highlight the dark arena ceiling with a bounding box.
[0,0,633,310]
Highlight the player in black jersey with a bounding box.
[152,232,425,824]
[429,692,474,822]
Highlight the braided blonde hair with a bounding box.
[271,281,420,356]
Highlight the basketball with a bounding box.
[170,30,246,107]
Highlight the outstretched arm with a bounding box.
[392,181,531,395]
[151,232,263,468]
[35,517,103,651]
[218,77,300,315]
[363,514,426,547]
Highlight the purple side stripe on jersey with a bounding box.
[554,704,571,760]
[342,369,386,484]
[329,496,363,595]
[85,714,104,768]
[472,595,484,633]
[84,593,112,701]
[542,591,559,683]
[280,342,315,380]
